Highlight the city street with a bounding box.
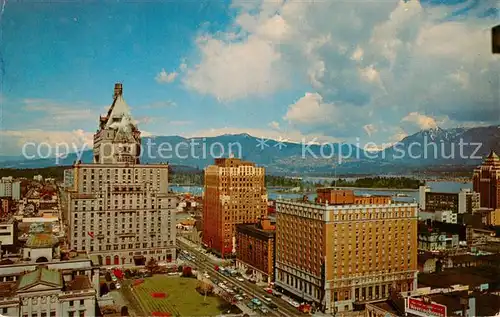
[177,237,304,317]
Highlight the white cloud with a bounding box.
[268,121,280,130]
[0,129,93,157]
[181,0,498,140]
[401,112,439,130]
[155,69,178,83]
[182,35,286,101]
[284,93,338,125]
[363,124,378,137]
[144,100,177,109]
[22,99,100,129]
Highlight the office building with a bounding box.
[473,151,500,209]
[275,188,418,314]
[419,186,480,214]
[67,83,177,266]
[203,158,267,258]
[236,217,276,284]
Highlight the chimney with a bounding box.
[113,83,123,99]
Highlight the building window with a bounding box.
[70,300,74,306]
[80,299,84,305]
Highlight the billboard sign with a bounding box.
[405,297,447,317]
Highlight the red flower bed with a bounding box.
[152,312,171,317]
[133,279,144,286]
[151,292,167,298]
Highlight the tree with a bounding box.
[146,258,159,274]
[121,306,129,316]
[124,269,132,279]
[177,265,183,273]
[181,266,192,277]
[100,283,110,296]
[105,272,112,282]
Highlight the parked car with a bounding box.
[259,307,269,314]
[263,296,272,302]
[263,287,273,294]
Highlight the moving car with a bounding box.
[236,277,244,282]
[267,303,278,310]
[263,296,272,302]
[259,307,269,314]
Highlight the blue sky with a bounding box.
[0,0,498,155]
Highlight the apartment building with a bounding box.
[473,151,500,209]
[67,83,177,266]
[275,189,418,314]
[203,158,267,258]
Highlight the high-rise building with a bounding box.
[473,151,500,209]
[67,83,177,266]
[203,158,267,258]
[275,188,418,314]
[0,179,21,201]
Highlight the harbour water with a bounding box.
[170,180,472,202]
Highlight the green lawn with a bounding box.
[132,276,227,316]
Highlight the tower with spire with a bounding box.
[93,83,141,164]
[67,83,177,267]
[473,150,500,209]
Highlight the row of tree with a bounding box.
[331,176,424,189]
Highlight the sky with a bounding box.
[0,0,498,155]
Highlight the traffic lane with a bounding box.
[177,246,294,317]
[178,246,301,317]
[177,241,300,316]
[184,257,284,317]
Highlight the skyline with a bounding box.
[0,0,499,156]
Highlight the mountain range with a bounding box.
[0,125,498,175]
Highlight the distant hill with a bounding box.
[0,125,497,175]
[381,125,500,166]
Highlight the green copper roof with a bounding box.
[18,268,62,290]
[25,233,58,248]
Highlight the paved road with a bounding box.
[177,238,303,317]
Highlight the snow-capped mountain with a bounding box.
[381,125,500,165]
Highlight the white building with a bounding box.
[419,185,430,210]
[458,188,480,214]
[0,180,21,201]
[64,169,74,189]
[419,209,458,224]
[33,175,43,182]
[0,233,99,317]
[0,220,15,246]
[67,83,177,266]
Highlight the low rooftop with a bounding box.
[418,266,499,289]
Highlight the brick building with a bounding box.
[473,151,500,209]
[235,217,275,284]
[203,158,267,257]
[275,188,418,314]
